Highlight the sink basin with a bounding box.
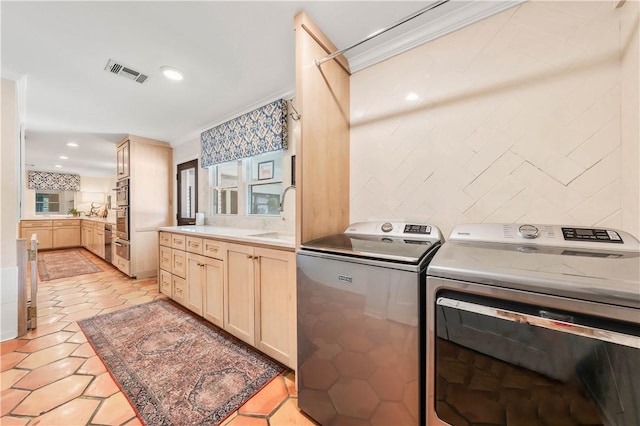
[249,232,293,240]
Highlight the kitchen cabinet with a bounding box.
[52,220,81,248]
[81,221,93,249]
[19,220,53,250]
[187,253,224,326]
[93,224,105,259]
[116,138,130,179]
[254,246,296,366]
[117,134,172,279]
[225,244,256,345]
[81,220,106,258]
[158,231,296,369]
[226,242,296,367]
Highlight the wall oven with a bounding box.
[426,223,640,426]
[116,206,129,241]
[113,239,130,261]
[115,178,129,207]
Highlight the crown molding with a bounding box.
[348,0,525,73]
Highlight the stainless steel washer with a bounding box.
[297,221,443,425]
[426,223,640,426]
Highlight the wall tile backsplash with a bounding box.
[350,1,639,238]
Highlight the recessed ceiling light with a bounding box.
[160,66,184,81]
[59,155,68,160]
[406,92,419,101]
[66,142,78,147]
[54,164,63,168]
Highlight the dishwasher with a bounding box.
[104,224,113,264]
[297,221,443,425]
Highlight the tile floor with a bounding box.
[1,248,317,425]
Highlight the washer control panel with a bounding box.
[562,227,622,243]
[449,223,639,251]
[404,224,432,234]
[345,221,440,241]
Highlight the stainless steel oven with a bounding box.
[114,239,130,260]
[115,178,129,207]
[426,224,640,426]
[116,206,129,241]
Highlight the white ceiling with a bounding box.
[1,1,518,177]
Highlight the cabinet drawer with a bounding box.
[159,232,172,247]
[21,220,52,228]
[172,275,187,306]
[159,246,172,271]
[171,234,186,250]
[172,249,187,278]
[186,237,203,254]
[53,220,80,227]
[159,269,172,297]
[203,239,225,259]
[115,256,130,275]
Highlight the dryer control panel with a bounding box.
[449,223,640,252]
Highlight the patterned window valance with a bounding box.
[201,99,288,167]
[28,171,81,191]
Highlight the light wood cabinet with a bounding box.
[20,220,53,250]
[159,231,295,369]
[254,247,296,366]
[225,244,256,346]
[159,269,172,297]
[225,242,296,367]
[186,253,224,325]
[21,219,83,250]
[52,220,80,248]
[116,138,130,179]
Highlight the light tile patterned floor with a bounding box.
[1,248,316,425]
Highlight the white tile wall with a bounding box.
[351,1,639,239]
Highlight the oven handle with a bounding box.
[437,297,640,349]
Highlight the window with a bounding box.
[247,152,283,215]
[209,151,285,216]
[177,159,198,225]
[211,160,239,215]
[35,190,75,214]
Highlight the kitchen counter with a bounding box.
[159,225,295,250]
[22,216,116,224]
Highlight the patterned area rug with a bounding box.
[79,299,284,426]
[37,249,102,281]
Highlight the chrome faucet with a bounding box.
[279,185,296,212]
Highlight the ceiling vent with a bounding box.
[104,59,149,84]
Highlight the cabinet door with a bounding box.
[172,275,187,307]
[186,253,204,316]
[255,247,296,367]
[117,139,130,179]
[94,227,105,258]
[52,227,81,248]
[159,269,172,297]
[172,249,187,278]
[203,257,224,328]
[21,227,53,250]
[159,246,172,271]
[225,244,255,345]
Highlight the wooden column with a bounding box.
[294,12,351,245]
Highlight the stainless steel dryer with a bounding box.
[426,223,640,426]
[297,221,443,426]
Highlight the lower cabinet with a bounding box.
[187,253,224,327]
[226,242,296,367]
[254,247,296,366]
[158,232,296,369]
[226,244,257,346]
[52,220,81,248]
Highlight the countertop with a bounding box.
[22,216,116,224]
[159,225,295,250]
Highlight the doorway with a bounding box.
[177,159,198,226]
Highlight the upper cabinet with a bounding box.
[116,138,130,180]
